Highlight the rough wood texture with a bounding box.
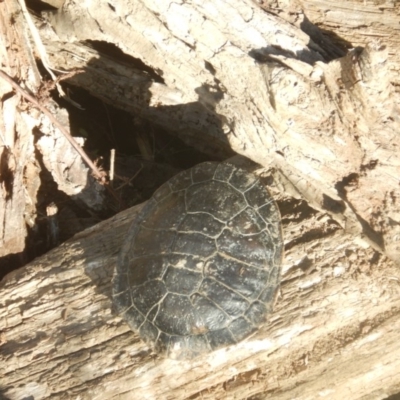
[1,189,399,399]
[0,0,41,262]
[299,0,400,85]
[1,0,400,398]
[38,0,400,264]
[0,0,104,275]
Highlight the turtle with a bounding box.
[112,162,283,360]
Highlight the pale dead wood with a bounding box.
[1,189,399,399]
[1,0,400,398]
[0,0,41,259]
[37,0,400,265]
[0,70,104,182]
[299,0,400,86]
[0,0,107,266]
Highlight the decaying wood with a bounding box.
[299,0,400,86]
[0,0,105,271]
[0,0,41,262]
[0,69,104,182]
[1,187,399,399]
[37,0,400,265]
[1,0,400,398]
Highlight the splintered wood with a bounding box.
[1,0,400,398]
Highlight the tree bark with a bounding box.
[1,0,400,399]
[0,0,105,276]
[0,0,41,266]
[298,0,400,86]
[1,190,399,399]
[38,0,400,265]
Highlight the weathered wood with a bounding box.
[0,0,41,263]
[0,0,105,275]
[37,0,400,265]
[299,0,400,86]
[1,0,400,398]
[1,187,399,399]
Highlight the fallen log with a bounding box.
[1,184,399,399]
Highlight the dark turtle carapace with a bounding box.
[113,162,283,359]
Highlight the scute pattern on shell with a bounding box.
[113,162,283,359]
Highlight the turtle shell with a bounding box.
[113,162,283,359]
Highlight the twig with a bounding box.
[0,69,104,181]
[115,164,143,191]
[17,0,75,105]
[110,148,115,185]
